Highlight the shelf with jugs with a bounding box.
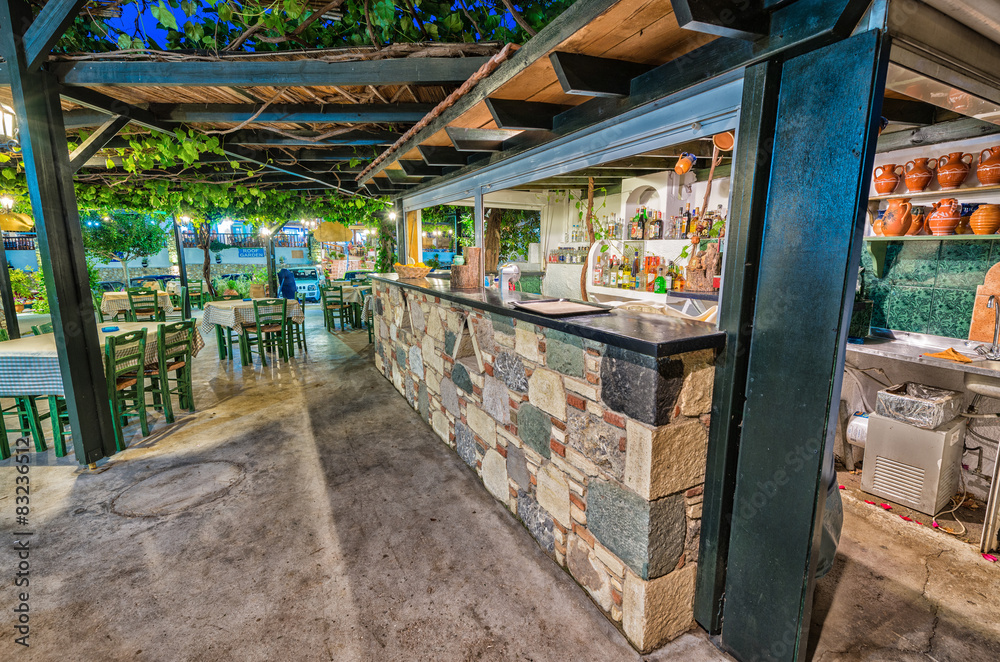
[868,145,1000,238]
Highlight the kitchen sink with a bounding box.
[965,360,1000,399]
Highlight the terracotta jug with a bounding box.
[978,146,1000,186]
[873,164,902,195]
[907,207,926,235]
[904,158,936,192]
[927,198,962,235]
[872,216,884,236]
[936,152,973,189]
[971,204,1000,235]
[881,199,913,236]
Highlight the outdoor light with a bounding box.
[260,226,272,236]
[389,211,397,220]
[0,195,14,211]
[180,215,191,223]
[102,216,111,222]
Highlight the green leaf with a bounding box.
[117,33,133,49]
[218,2,234,22]
[106,158,115,169]
[156,1,179,30]
[1,169,13,180]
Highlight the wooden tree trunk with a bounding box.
[484,208,502,273]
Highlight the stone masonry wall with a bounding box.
[372,281,716,653]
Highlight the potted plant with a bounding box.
[141,257,149,267]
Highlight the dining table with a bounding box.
[101,291,174,319]
[0,321,204,397]
[199,298,304,363]
[330,281,372,327]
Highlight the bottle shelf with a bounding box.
[869,182,1000,203]
[863,234,1000,277]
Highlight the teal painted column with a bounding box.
[719,30,889,662]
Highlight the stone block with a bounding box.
[422,333,443,374]
[409,346,424,379]
[418,382,429,421]
[494,351,528,392]
[564,376,598,402]
[445,330,457,356]
[446,310,465,334]
[587,480,686,580]
[456,421,479,468]
[545,329,585,377]
[624,419,709,500]
[395,347,407,370]
[409,301,426,332]
[426,364,441,395]
[536,462,571,527]
[601,346,684,426]
[679,366,715,417]
[623,565,697,652]
[491,313,515,335]
[506,445,531,490]
[593,542,626,579]
[451,361,473,394]
[482,376,510,425]
[517,403,552,460]
[432,410,449,443]
[567,412,626,481]
[517,490,554,553]
[474,315,498,353]
[567,534,613,612]
[515,324,541,363]
[481,449,509,502]
[426,307,444,341]
[405,374,415,406]
[528,368,567,420]
[441,378,460,416]
[467,405,497,448]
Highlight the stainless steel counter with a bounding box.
[846,329,1000,378]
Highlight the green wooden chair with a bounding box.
[286,293,307,357]
[188,280,207,309]
[145,321,195,424]
[127,287,164,323]
[105,328,149,451]
[0,397,52,458]
[213,293,243,360]
[166,286,188,320]
[321,285,348,332]
[30,322,54,335]
[363,291,374,344]
[242,298,287,367]
[44,396,73,457]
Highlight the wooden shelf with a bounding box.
[869,182,1000,202]
[864,234,1000,277]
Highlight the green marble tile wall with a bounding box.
[861,239,1000,339]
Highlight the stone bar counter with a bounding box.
[371,274,724,652]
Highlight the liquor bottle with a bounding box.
[654,266,667,294]
[592,256,602,285]
[680,206,688,239]
[621,257,629,289]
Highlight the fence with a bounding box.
[180,232,307,249]
[3,233,36,251]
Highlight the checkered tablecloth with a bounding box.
[199,299,304,336]
[101,291,174,317]
[0,322,204,397]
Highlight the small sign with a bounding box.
[238,248,265,258]
[292,249,304,259]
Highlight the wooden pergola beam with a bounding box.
[149,103,434,124]
[68,115,130,173]
[23,0,88,71]
[44,56,492,87]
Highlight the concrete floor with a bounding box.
[1,310,996,661]
[0,310,729,661]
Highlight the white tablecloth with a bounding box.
[101,291,174,317]
[200,299,304,336]
[0,322,204,396]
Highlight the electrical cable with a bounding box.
[933,469,969,537]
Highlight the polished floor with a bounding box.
[1,310,995,661]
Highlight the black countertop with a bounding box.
[372,274,724,358]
